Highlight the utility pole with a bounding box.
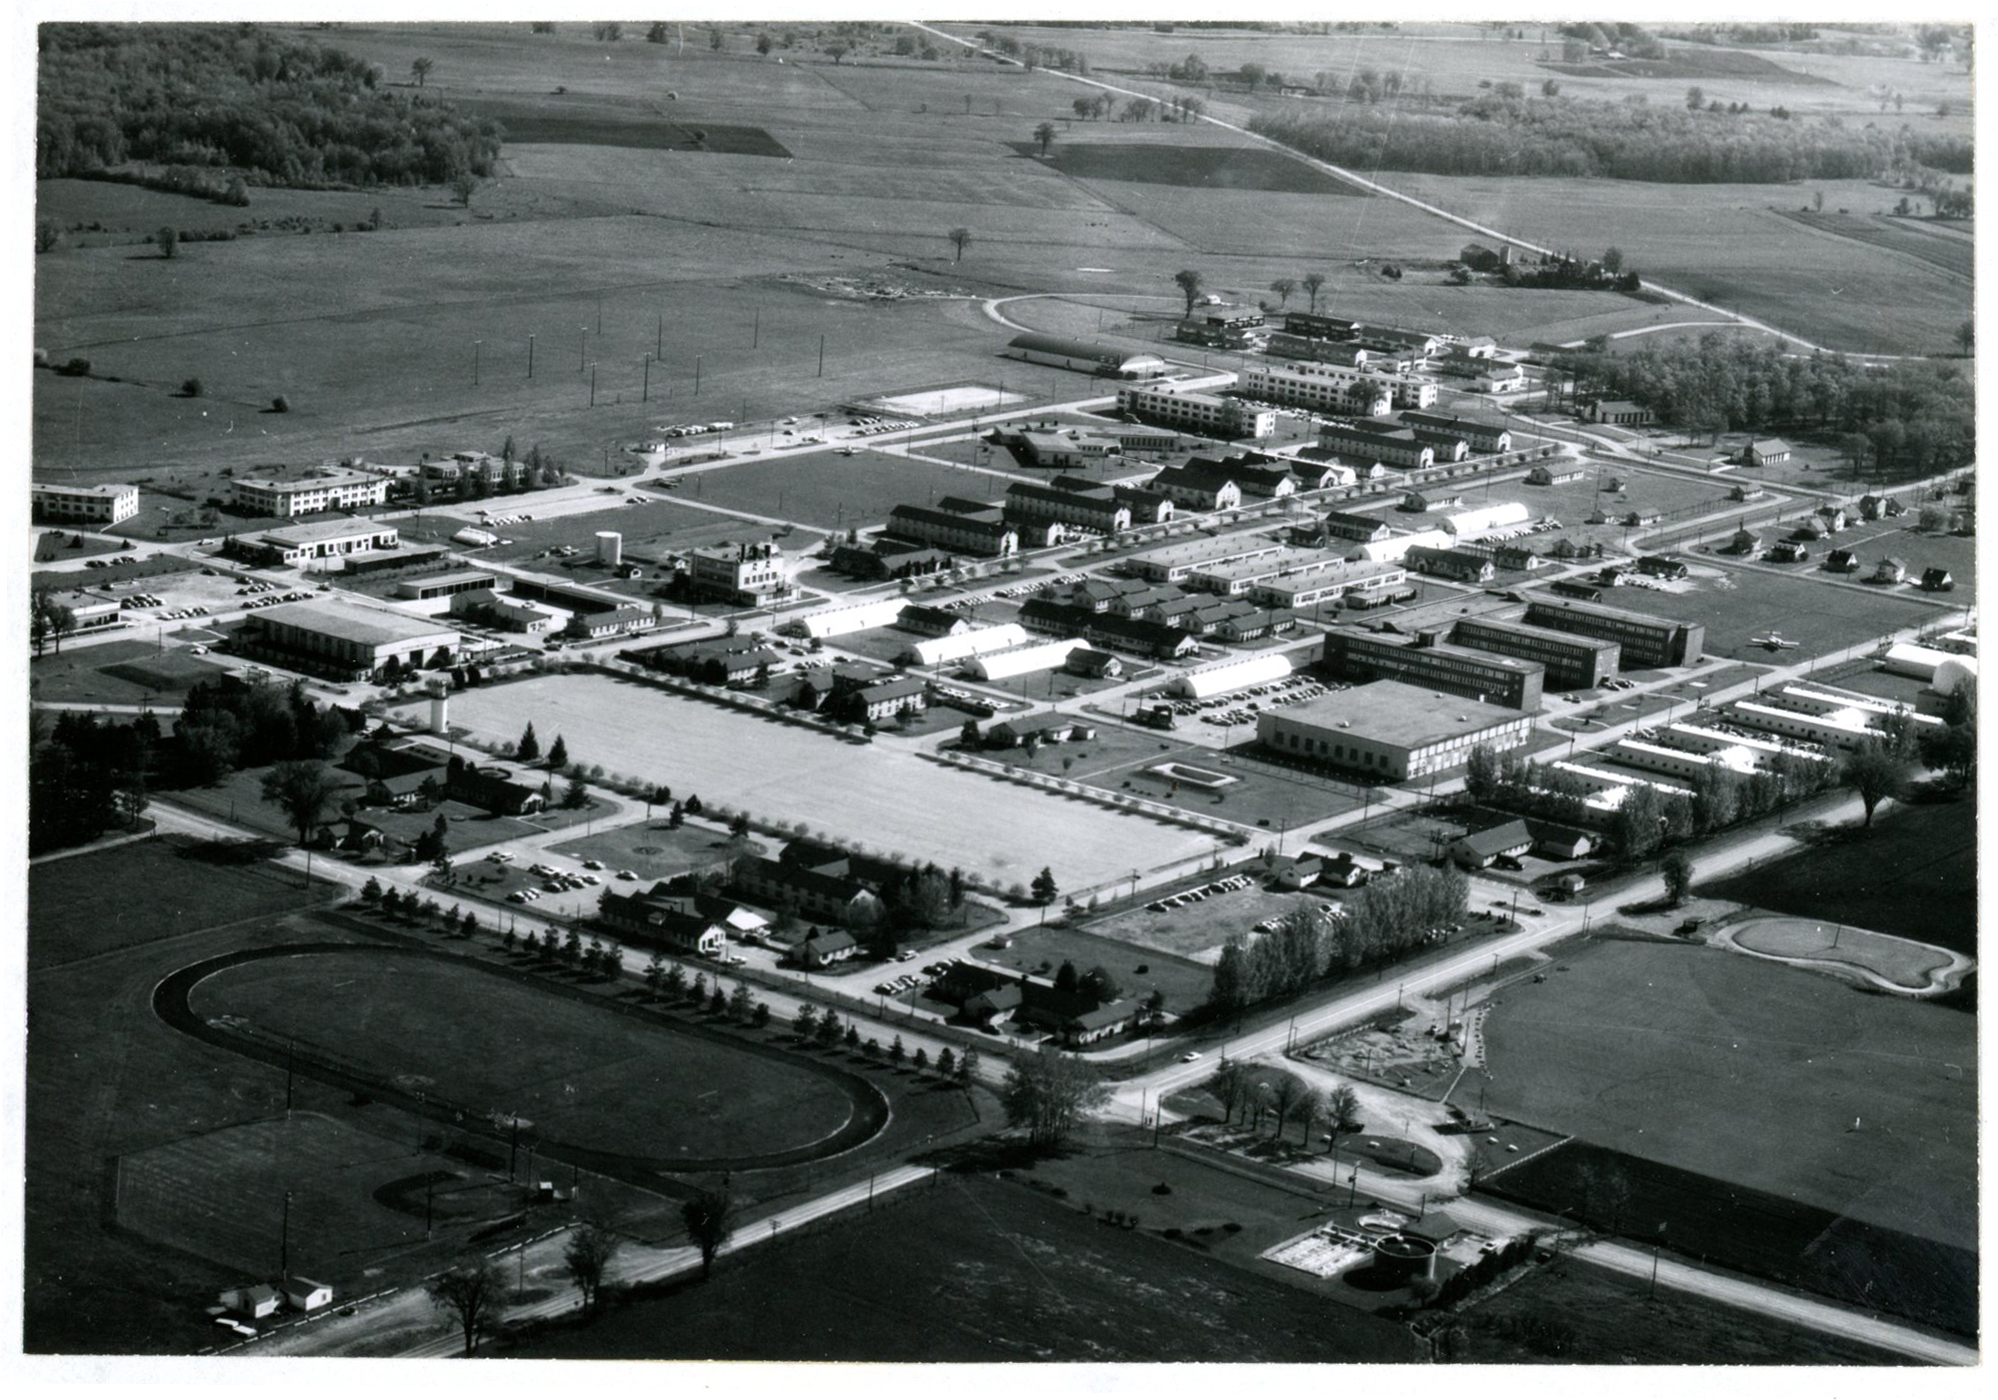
[278,1190,292,1280]
[817,334,825,378]
[695,354,703,397]
[473,339,481,386]
[752,308,760,349]
[528,333,535,378]
[590,363,597,407]
[657,311,664,360]
[597,293,603,336]
[643,355,651,403]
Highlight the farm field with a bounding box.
[1477,936,1976,1252]
[406,672,1220,888]
[507,1171,1418,1362]
[1382,175,1970,357]
[185,947,856,1162]
[1533,562,1946,663]
[1701,799,1977,955]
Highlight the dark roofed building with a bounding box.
[1449,818,1533,869]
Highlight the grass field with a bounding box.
[187,948,854,1162]
[1478,936,1975,1253]
[1728,916,1957,990]
[413,672,1220,888]
[507,1171,1417,1362]
[1534,562,1944,664]
[30,637,229,706]
[1701,799,1977,955]
[1033,140,1362,194]
[684,445,1029,532]
[29,834,341,968]
[548,820,752,882]
[1449,1254,1903,1365]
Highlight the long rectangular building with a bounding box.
[1450,615,1620,690]
[1522,597,1705,668]
[1242,361,1439,413]
[1258,679,1533,782]
[1321,628,1545,710]
[32,482,139,525]
[232,517,401,567]
[229,469,389,518]
[1117,383,1274,440]
[1005,480,1130,536]
[245,600,459,677]
[1125,532,1287,583]
[885,501,1018,558]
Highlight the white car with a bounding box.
[1181,1050,1203,1062]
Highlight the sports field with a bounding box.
[412,672,1220,888]
[1478,937,1975,1251]
[186,948,854,1162]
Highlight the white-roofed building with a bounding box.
[901,623,1032,667]
[1352,528,1453,564]
[1170,651,1292,699]
[786,597,909,640]
[1441,501,1532,541]
[964,638,1086,681]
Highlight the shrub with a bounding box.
[180,377,203,397]
[271,394,290,413]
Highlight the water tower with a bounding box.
[426,676,449,735]
[596,531,623,567]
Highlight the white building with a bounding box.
[965,638,1086,681]
[901,623,1031,667]
[234,517,400,568]
[1117,382,1275,439]
[229,468,390,517]
[1441,501,1532,541]
[32,482,140,525]
[787,597,909,640]
[1352,528,1453,564]
[1171,651,1292,699]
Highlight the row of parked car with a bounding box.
[242,590,310,611]
[1145,872,1254,913]
[84,554,140,569]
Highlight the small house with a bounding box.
[1921,567,1955,593]
[1066,648,1124,679]
[1635,555,1687,581]
[1872,558,1906,585]
[1741,438,1793,467]
[220,1285,282,1320]
[284,1278,335,1313]
[1527,821,1595,862]
[1822,548,1860,575]
[1448,819,1533,870]
[1316,853,1372,888]
[794,928,859,969]
[1726,528,1760,556]
[1770,541,1809,563]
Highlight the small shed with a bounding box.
[220,1284,282,1320]
[1742,438,1793,466]
[284,1277,335,1312]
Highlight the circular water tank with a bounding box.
[1932,654,1978,696]
[595,531,623,567]
[1372,1233,1437,1286]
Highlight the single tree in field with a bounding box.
[1685,85,1704,110]
[260,760,340,847]
[1842,737,1904,828]
[947,226,972,263]
[824,41,850,65]
[681,1187,734,1279]
[563,776,590,809]
[1301,270,1327,314]
[156,226,177,259]
[1030,866,1059,906]
[1269,276,1297,307]
[452,171,477,206]
[411,56,435,88]
[1324,1083,1361,1154]
[1659,849,1694,906]
[1956,319,1974,354]
[1172,268,1204,315]
[517,722,540,762]
[1033,120,1057,156]
[1001,1046,1110,1149]
[547,733,569,769]
[426,1257,502,1355]
[562,1222,621,1312]
[1600,246,1625,274]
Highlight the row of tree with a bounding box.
[38,23,501,187]
[1558,334,1975,470]
[1251,95,1972,184]
[1209,865,1469,1014]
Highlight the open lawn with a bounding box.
[1701,798,1977,955]
[408,671,1219,888]
[1478,936,1975,1254]
[31,638,229,706]
[29,833,341,968]
[187,947,855,1163]
[1727,916,1958,991]
[687,446,1028,532]
[1087,880,1333,966]
[549,819,750,882]
[481,494,775,564]
[506,1171,1416,1362]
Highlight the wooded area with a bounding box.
[37,23,501,188]
[1251,95,1971,184]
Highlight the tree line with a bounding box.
[29,710,153,855]
[1557,333,1975,470]
[1209,865,1468,1014]
[38,23,501,188]
[1250,94,1971,185]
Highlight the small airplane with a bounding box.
[1751,633,1801,651]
